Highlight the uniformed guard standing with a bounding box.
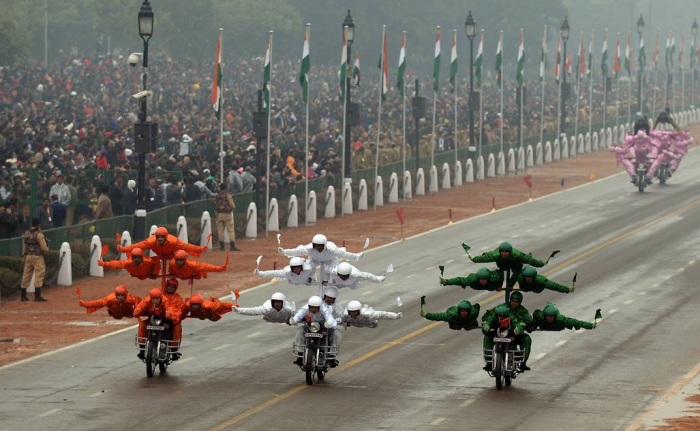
[215,183,239,252]
[21,218,49,302]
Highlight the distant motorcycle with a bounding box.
[294,319,335,385]
[655,162,670,185]
[483,317,525,390]
[635,162,650,193]
[135,309,180,377]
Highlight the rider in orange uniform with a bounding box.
[133,288,182,360]
[78,285,142,319]
[162,279,185,353]
[182,294,235,321]
[118,227,208,259]
[168,250,228,279]
[97,248,160,280]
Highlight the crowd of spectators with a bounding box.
[0,52,692,235]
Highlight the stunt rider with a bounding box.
[290,295,339,367]
[182,294,235,322]
[468,242,550,287]
[278,234,364,283]
[439,267,503,291]
[532,303,597,331]
[168,250,228,279]
[420,300,480,330]
[320,286,344,320]
[162,279,185,358]
[254,257,314,285]
[515,266,574,294]
[78,285,141,319]
[97,247,160,280]
[482,292,533,371]
[481,304,529,372]
[233,292,296,323]
[133,288,182,360]
[330,262,387,290]
[118,227,208,260]
[339,300,402,328]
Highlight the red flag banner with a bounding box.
[116,232,122,244]
[75,287,82,297]
[234,289,240,300]
[523,174,533,188]
[396,208,404,224]
[101,245,109,256]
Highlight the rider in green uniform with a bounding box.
[439,268,503,291]
[420,300,480,330]
[532,303,596,331]
[469,242,549,287]
[482,291,533,372]
[515,266,574,294]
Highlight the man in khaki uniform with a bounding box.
[216,183,239,252]
[21,218,49,302]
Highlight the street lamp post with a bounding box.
[133,0,156,240]
[692,19,698,108]
[343,10,355,181]
[464,11,477,164]
[637,15,645,116]
[560,16,570,132]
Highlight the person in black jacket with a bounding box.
[184,176,202,202]
[122,180,137,215]
[145,177,163,212]
[109,176,125,215]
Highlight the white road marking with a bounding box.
[679,267,686,272]
[384,282,395,287]
[639,291,647,296]
[553,219,561,223]
[689,260,696,265]
[576,328,587,334]
[89,390,109,397]
[39,409,61,417]
[426,266,435,271]
[430,418,446,426]
[212,344,230,351]
[565,214,572,218]
[539,224,548,228]
[534,352,548,360]
[609,309,618,314]
[459,399,475,408]
[446,259,455,264]
[556,340,568,347]
[512,234,520,238]
[178,357,195,364]
[405,274,416,279]
[652,283,660,288]
[361,290,373,296]
[246,332,262,338]
[481,246,488,251]
[526,229,533,233]
[624,299,634,305]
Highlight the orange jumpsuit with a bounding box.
[163,291,185,344]
[79,293,142,319]
[119,234,207,259]
[182,298,234,321]
[133,296,182,345]
[99,257,160,280]
[168,259,227,279]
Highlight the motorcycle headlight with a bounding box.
[310,322,321,333]
[498,328,509,338]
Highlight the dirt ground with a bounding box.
[0,131,696,368]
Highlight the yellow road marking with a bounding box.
[209,197,700,431]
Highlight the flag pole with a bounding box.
[341,26,348,218]
[672,31,677,113]
[574,32,582,146]
[499,30,504,156]
[478,29,484,167]
[304,24,310,226]
[588,30,594,139]
[519,29,524,152]
[431,26,440,187]
[265,31,273,239]
[540,25,547,151]
[681,33,686,111]
[219,28,224,185]
[402,32,407,201]
[453,29,458,172]
[615,33,620,132]
[374,25,386,209]
[602,30,608,134]
[627,32,632,125]
[557,32,563,143]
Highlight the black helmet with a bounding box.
[634,117,650,135]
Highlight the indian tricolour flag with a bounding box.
[638,32,646,73]
[587,31,594,77]
[381,29,389,101]
[652,31,659,70]
[339,28,347,102]
[495,31,503,86]
[613,33,621,77]
[211,30,223,119]
[624,32,632,76]
[299,25,310,103]
[601,30,608,76]
[554,33,561,83]
[449,30,458,93]
[516,30,525,85]
[433,27,441,92]
[475,31,483,87]
[539,26,546,81]
[679,32,685,70]
[263,33,272,114]
[397,32,406,97]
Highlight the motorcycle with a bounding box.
[483,317,525,390]
[655,162,670,185]
[293,319,336,385]
[634,161,653,193]
[135,309,180,377]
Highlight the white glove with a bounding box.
[591,321,598,329]
[397,312,403,319]
[358,252,365,259]
[254,269,260,276]
[278,247,285,254]
[289,317,297,325]
[569,286,576,293]
[232,306,239,313]
[324,321,332,329]
[379,276,386,282]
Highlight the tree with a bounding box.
[0,19,31,64]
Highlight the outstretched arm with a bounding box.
[470,251,497,264]
[118,239,151,253]
[256,268,289,278]
[423,311,450,322]
[279,244,310,257]
[176,240,207,257]
[235,305,268,316]
[99,259,128,270]
[366,309,402,320]
[355,270,385,283]
[332,245,363,261]
[541,277,573,293]
[562,316,595,330]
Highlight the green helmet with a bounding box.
[499,242,513,252]
[510,291,523,302]
[543,302,559,316]
[495,304,510,316]
[522,266,537,278]
[457,300,473,311]
[476,268,491,279]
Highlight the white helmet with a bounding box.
[347,300,362,312]
[323,286,338,298]
[271,292,286,302]
[308,295,323,307]
[312,234,328,245]
[289,257,305,267]
[337,262,353,276]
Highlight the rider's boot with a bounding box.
[631,175,638,184]
[171,348,181,360]
[34,288,48,302]
[519,361,531,372]
[293,356,303,366]
[483,363,493,372]
[137,344,145,360]
[230,241,240,251]
[645,176,653,185]
[219,241,225,251]
[329,358,339,368]
[20,288,29,302]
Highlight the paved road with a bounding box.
[2,149,700,431]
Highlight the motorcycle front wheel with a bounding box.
[305,349,316,386]
[494,352,505,390]
[317,370,325,381]
[638,175,645,193]
[146,341,157,378]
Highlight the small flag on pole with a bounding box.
[212,30,223,119]
[339,27,348,102]
[299,25,310,103]
[476,31,484,86]
[450,30,458,93]
[601,31,608,76]
[594,309,603,322]
[561,178,565,187]
[613,33,621,77]
[397,33,406,96]
[420,295,426,309]
[495,31,503,86]
[396,208,404,224]
[523,174,533,188]
[433,27,441,92]
[353,52,361,86]
[516,29,525,85]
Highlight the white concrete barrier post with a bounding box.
[517,147,525,171]
[465,159,474,183]
[577,134,584,155]
[497,152,506,176]
[569,135,577,157]
[454,161,463,187]
[358,179,369,209]
[177,216,188,243]
[506,150,516,173]
[415,168,425,195]
[268,198,280,231]
[118,231,131,261]
[324,186,336,218]
[306,191,317,224]
[535,142,543,165]
[545,141,552,163]
[57,242,72,286]
[287,195,299,227]
[342,182,353,215]
[606,128,613,147]
[403,171,413,199]
[245,202,258,238]
[486,154,495,177]
[554,139,561,161]
[476,156,485,180]
[200,211,213,249]
[374,177,385,207]
[526,145,534,167]
[429,165,439,193]
[441,163,451,189]
[585,133,591,153]
[89,235,104,277]
[592,132,599,151]
[561,136,570,159]
[388,173,399,203]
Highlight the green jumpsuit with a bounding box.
[481,304,533,363]
[515,273,573,294]
[532,309,594,330]
[470,247,547,286]
[423,300,481,330]
[443,270,503,291]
